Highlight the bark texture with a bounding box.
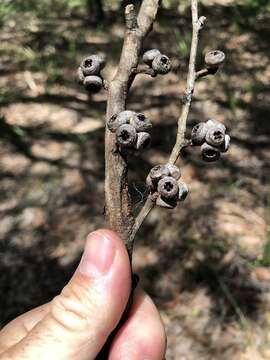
[105,1,160,258]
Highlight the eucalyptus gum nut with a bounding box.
[80,54,106,76]
[96,53,106,69]
[156,195,177,209]
[146,174,154,189]
[205,127,226,147]
[191,122,208,145]
[206,119,226,133]
[107,114,118,132]
[201,143,221,162]
[152,54,171,74]
[165,164,181,180]
[136,132,151,150]
[77,66,85,83]
[116,124,137,148]
[220,134,231,153]
[117,110,136,125]
[150,165,170,183]
[107,113,127,132]
[204,50,225,68]
[83,75,103,93]
[107,110,137,132]
[130,113,152,132]
[157,176,179,199]
[143,49,161,66]
[178,181,189,201]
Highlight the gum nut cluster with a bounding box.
[142,49,171,75]
[107,110,152,151]
[146,164,188,209]
[191,119,230,162]
[78,54,106,93]
[204,50,225,69]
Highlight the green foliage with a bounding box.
[162,0,181,8]
[234,0,270,27]
[0,0,86,24]
[174,29,191,58]
[260,241,270,267]
[238,0,270,11]
[261,199,270,266]
[250,200,270,267]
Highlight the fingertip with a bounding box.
[109,289,166,360]
[9,229,133,360]
[87,229,122,243]
[84,227,131,290]
[79,229,130,278]
[86,229,130,265]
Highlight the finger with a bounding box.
[109,289,166,360]
[5,230,131,360]
[0,303,49,354]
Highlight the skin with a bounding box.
[0,230,166,360]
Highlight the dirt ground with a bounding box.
[0,2,270,359]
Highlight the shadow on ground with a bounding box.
[0,2,270,359]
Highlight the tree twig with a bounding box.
[133,64,157,77]
[129,193,158,244]
[130,0,205,240]
[125,3,137,30]
[169,4,205,164]
[195,67,217,80]
[105,1,160,260]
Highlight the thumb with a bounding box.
[6,230,131,360]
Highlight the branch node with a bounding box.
[125,4,138,30]
[195,67,218,80]
[103,79,109,90]
[183,139,193,147]
[169,0,201,164]
[197,16,207,30]
[133,65,157,77]
[182,90,193,104]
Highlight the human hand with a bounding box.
[0,230,166,359]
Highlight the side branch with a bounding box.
[130,0,205,240]
[129,194,158,244]
[169,8,205,164]
[196,67,217,79]
[125,4,137,30]
[133,64,157,77]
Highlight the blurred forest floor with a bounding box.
[0,1,270,359]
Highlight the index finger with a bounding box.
[108,288,166,360]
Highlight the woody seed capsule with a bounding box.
[191,122,208,145]
[157,176,179,199]
[165,164,181,180]
[80,54,106,76]
[178,182,189,201]
[220,134,231,153]
[152,54,171,75]
[136,132,151,150]
[146,174,154,189]
[156,195,177,209]
[143,49,161,66]
[201,143,221,162]
[206,119,226,133]
[107,111,135,132]
[204,50,225,69]
[205,127,226,147]
[83,75,103,93]
[116,124,137,148]
[77,66,85,83]
[149,165,170,185]
[130,113,152,132]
